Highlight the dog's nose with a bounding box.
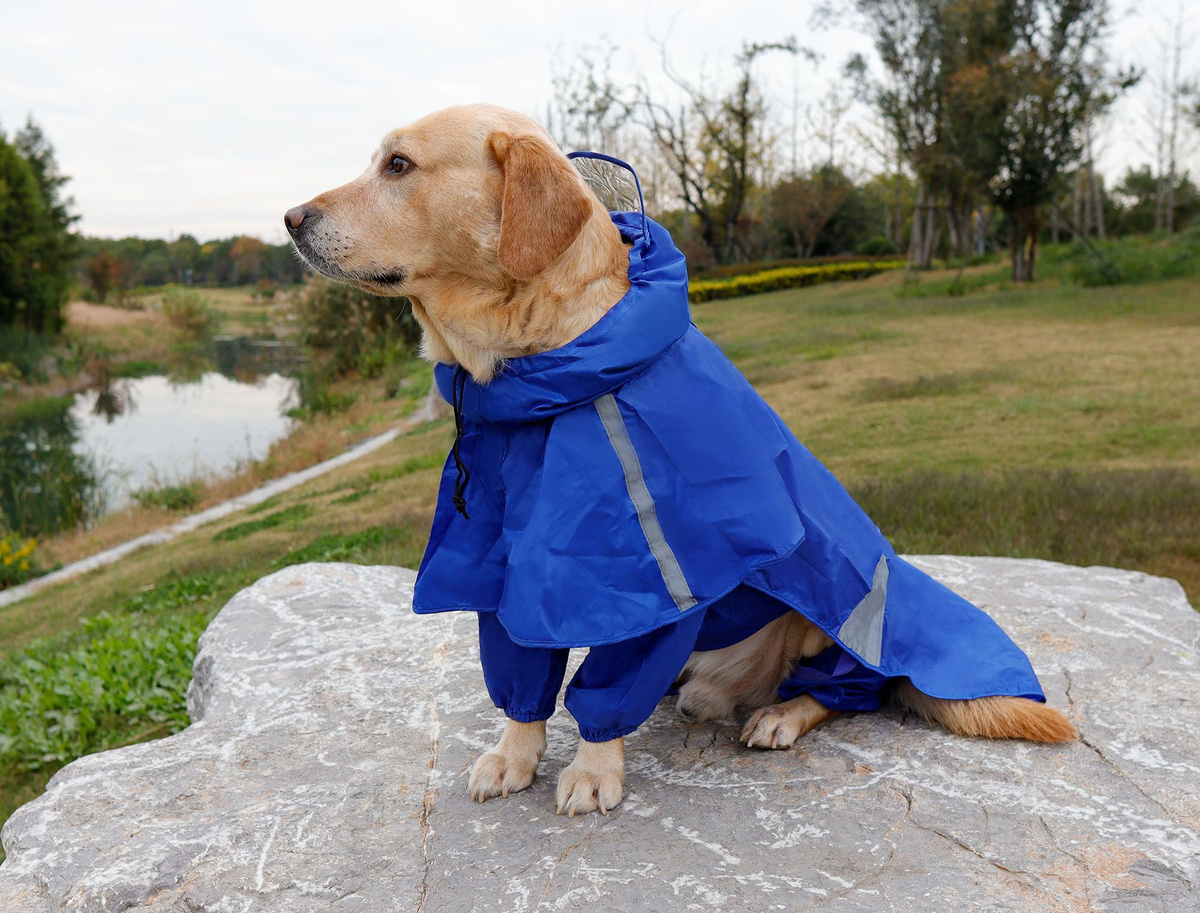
[284,205,310,234]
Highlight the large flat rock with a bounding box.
[1,558,1198,912]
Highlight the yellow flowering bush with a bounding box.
[688,259,906,304]
[0,532,40,589]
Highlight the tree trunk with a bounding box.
[1080,173,1089,239]
[907,181,926,271]
[920,200,940,268]
[1009,205,1039,282]
[1091,171,1106,241]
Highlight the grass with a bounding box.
[1,260,1199,858]
[212,504,314,542]
[850,469,1200,589]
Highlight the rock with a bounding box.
[1,557,1198,912]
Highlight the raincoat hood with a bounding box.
[414,211,1046,707]
[434,212,690,425]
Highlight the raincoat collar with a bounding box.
[433,212,690,426]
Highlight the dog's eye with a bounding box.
[389,155,412,175]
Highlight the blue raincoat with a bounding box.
[413,204,1045,742]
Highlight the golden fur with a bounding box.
[287,103,1075,817]
[286,104,629,382]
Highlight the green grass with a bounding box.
[274,525,421,567]
[855,369,1012,403]
[212,504,314,542]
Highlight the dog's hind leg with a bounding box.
[741,695,841,749]
[893,680,1077,743]
[469,719,549,801]
[678,611,834,722]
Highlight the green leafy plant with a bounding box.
[0,611,208,770]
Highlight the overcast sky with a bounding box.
[0,0,1180,243]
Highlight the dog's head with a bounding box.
[285,104,626,380]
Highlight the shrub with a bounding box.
[0,531,41,590]
[857,236,900,256]
[1057,231,1200,287]
[688,259,906,304]
[296,276,420,379]
[159,288,216,338]
[131,482,201,512]
[0,326,53,383]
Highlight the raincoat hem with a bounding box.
[413,534,807,649]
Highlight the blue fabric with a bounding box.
[777,645,891,712]
[477,609,704,742]
[414,211,1047,718]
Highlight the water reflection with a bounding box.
[74,372,297,509]
[90,379,135,423]
[0,339,301,535]
[0,398,105,537]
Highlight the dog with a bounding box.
[286,104,1076,818]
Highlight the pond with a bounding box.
[1,346,300,537]
[74,372,298,506]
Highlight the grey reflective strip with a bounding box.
[594,394,697,612]
[838,555,888,666]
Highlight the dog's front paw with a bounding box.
[469,749,540,802]
[469,719,546,803]
[555,737,624,817]
[741,696,838,749]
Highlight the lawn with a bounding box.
[1,262,1197,855]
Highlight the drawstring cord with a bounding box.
[450,365,471,519]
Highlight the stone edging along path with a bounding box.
[0,386,451,610]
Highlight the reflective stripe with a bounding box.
[594,394,697,612]
[838,555,888,666]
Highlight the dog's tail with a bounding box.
[893,680,1077,743]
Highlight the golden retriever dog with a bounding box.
[285,104,1075,817]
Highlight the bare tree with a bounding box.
[633,34,807,262]
[548,38,632,155]
[1141,4,1197,233]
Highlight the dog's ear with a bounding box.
[488,132,593,280]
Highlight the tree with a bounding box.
[1112,164,1200,234]
[84,250,120,303]
[772,167,853,257]
[1142,4,1197,233]
[548,38,632,154]
[0,120,75,334]
[842,0,1020,267]
[12,118,77,330]
[230,236,268,285]
[991,0,1132,281]
[633,38,804,262]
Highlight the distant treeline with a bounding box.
[76,235,304,303]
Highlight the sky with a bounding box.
[0,0,1183,243]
